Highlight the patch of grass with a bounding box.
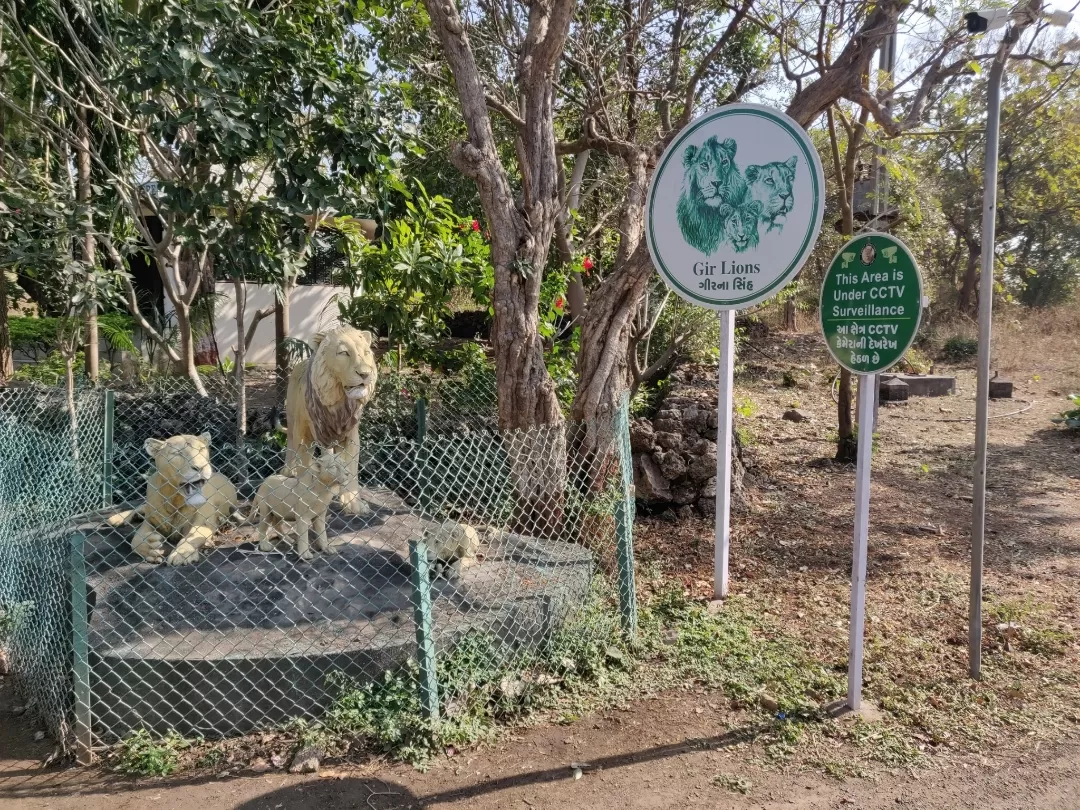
[194,745,227,769]
[712,772,753,794]
[735,397,757,418]
[113,729,189,777]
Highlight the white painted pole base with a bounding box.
[847,373,876,711]
[714,310,736,600]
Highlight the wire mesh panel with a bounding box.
[0,371,635,762]
[0,385,106,746]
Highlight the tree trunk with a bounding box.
[835,367,857,463]
[172,301,206,395]
[76,106,98,383]
[958,242,980,313]
[0,269,11,382]
[783,299,798,331]
[234,277,248,438]
[274,281,291,408]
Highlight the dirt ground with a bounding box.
[3,683,1080,809]
[2,315,1079,809]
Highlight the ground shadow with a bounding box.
[234,778,418,810]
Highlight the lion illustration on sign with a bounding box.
[677,137,798,253]
[719,192,764,254]
[745,156,797,233]
[676,136,747,254]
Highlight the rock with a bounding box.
[0,648,8,675]
[687,455,716,482]
[782,409,811,423]
[700,476,717,499]
[707,599,724,615]
[707,411,718,430]
[656,450,687,480]
[629,420,655,453]
[759,695,780,712]
[634,454,671,501]
[654,409,683,433]
[604,646,627,667]
[671,482,699,505]
[248,757,272,774]
[11,705,26,716]
[654,431,683,451]
[676,505,694,520]
[681,405,709,433]
[685,438,716,457]
[288,745,323,774]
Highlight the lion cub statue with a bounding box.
[283,326,377,515]
[109,433,238,566]
[253,452,351,561]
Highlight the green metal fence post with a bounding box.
[102,390,115,508]
[614,391,638,638]
[69,532,93,765]
[415,398,430,512]
[408,537,439,722]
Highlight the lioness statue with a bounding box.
[745,156,797,233]
[677,135,747,254]
[108,433,238,566]
[282,326,377,515]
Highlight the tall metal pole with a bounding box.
[714,309,736,599]
[969,47,1009,681]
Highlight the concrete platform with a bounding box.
[79,488,594,741]
[878,373,955,397]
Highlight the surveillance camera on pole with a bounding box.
[964,8,1011,32]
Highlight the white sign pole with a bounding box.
[714,310,736,599]
[847,372,876,710]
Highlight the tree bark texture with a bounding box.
[0,268,11,381]
[275,281,291,408]
[76,105,98,383]
[423,0,574,533]
[958,242,980,313]
[835,367,857,463]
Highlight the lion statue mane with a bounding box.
[109,432,238,566]
[283,325,377,515]
[676,136,747,255]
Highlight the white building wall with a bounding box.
[166,283,353,366]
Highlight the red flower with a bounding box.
[554,297,565,311]
[582,256,594,271]
[471,219,480,231]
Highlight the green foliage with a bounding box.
[325,664,436,764]
[713,772,753,794]
[113,729,189,777]
[1058,394,1080,430]
[338,184,491,353]
[8,314,135,361]
[12,351,82,385]
[941,336,978,362]
[0,601,33,644]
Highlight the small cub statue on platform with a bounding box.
[253,452,351,561]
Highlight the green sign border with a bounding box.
[818,232,925,375]
[645,103,825,310]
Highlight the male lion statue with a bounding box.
[282,326,377,515]
[109,433,238,565]
[745,156,797,233]
[677,135,746,254]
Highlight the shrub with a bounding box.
[113,729,189,776]
[1056,394,1080,430]
[941,335,978,362]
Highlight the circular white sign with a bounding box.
[646,104,826,310]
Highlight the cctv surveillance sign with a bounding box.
[820,233,923,374]
[646,103,826,310]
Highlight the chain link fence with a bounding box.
[0,366,635,763]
